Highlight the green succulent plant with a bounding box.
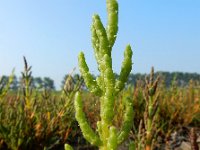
[74,0,133,149]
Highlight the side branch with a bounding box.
[74,92,102,146]
[106,0,118,48]
[93,15,110,57]
[115,45,133,93]
[78,52,102,95]
[117,97,133,144]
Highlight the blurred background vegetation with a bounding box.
[0,60,199,150]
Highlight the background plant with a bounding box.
[128,69,200,150]
[129,67,160,150]
[0,58,83,150]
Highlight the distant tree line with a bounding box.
[126,71,200,87]
[1,71,200,91]
[0,75,55,91]
[51,71,200,89]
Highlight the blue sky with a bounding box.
[0,0,200,89]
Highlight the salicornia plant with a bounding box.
[74,0,133,149]
[143,67,159,150]
[129,68,160,150]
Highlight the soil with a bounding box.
[118,127,200,150]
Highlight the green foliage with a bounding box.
[64,144,73,150]
[75,0,133,149]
